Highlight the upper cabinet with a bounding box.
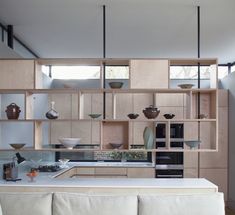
[129,59,169,89]
[0,60,35,89]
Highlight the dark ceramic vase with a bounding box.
[5,103,21,119]
[143,105,160,119]
[46,101,59,119]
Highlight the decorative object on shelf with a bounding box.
[26,169,38,182]
[178,84,194,89]
[199,114,208,119]
[109,82,124,89]
[9,143,26,150]
[184,140,201,149]
[109,142,123,149]
[46,101,59,119]
[163,114,175,119]
[143,127,154,149]
[130,144,145,149]
[58,158,70,168]
[88,113,102,119]
[5,103,21,119]
[143,105,160,119]
[58,138,81,149]
[127,113,139,119]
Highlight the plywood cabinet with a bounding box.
[56,167,154,179]
[200,168,228,201]
[127,168,155,178]
[130,60,169,89]
[0,60,35,89]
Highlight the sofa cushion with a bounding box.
[138,193,225,215]
[53,193,138,215]
[0,192,52,215]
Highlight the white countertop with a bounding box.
[0,162,218,191]
[0,177,217,190]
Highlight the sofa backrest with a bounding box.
[138,193,225,215]
[0,192,52,215]
[0,192,225,215]
[53,193,138,215]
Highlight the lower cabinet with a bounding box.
[127,168,155,178]
[183,168,198,178]
[56,167,155,179]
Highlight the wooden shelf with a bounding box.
[0,58,219,153]
[0,88,218,94]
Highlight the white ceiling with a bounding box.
[0,0,235,63]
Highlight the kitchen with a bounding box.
[0,0,233,214]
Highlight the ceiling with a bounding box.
[0,0,235,63]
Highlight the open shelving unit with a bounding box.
[0,58,218,152]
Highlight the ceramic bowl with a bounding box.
[178,84,194,89]
[88,113,102,119]
[109,143,123,149]
[127,113,139,119]
[185,140,201,149]
[109,82,124,89]
[58,138,81,149]
[9,143,26,150]
[163,114,175,119]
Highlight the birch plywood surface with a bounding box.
[130,60,169,89]
[0,60,34,89]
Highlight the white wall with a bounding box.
[221,72,235,210]
[0,42,22,58]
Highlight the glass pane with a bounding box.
[170,66,210,79]
[106,66,129,79]
[218,66,228,79]
[51,66,100,79]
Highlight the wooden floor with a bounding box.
[226,207,235,215]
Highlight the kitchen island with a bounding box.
[0,162,218,194]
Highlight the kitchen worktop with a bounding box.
[0,162,218,194]
[0,162,217,193]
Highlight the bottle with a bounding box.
[45,101,59,119]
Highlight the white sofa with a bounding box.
[0,192,225,215]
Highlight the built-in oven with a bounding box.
[155,123,184,178]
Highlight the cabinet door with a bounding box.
[184,168,198,178]
[127,168,155,178]
[130,60,169,89]
[95,167,127,176]
[75,167,95,177]
[56,168,76,179]
[0,60,35,89]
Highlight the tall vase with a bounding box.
[45,101,59,119]
[143,127,154,149]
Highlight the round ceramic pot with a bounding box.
[143,105,160,119]
[5,103,21,119]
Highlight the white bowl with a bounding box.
[58,138,81,149]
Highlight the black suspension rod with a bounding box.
[103,5,106,119]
